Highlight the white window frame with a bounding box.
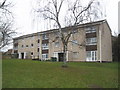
[53,52,58,61]
[55,42,59,47]
[42,43,48,50]
[42,54,48,60]
[86,37,97,45]
[31,44,34,48]
[72,40,78,45]
[86,51,97,61]
[42,34,48,40]
[73,52,79,58]
[85,27,96,33]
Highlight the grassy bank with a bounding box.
[2,59,118,88]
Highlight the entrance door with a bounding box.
[21,53,24,59]
[58,53,64,62]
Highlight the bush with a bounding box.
[51,57,57,62]
[46,59,51,62]
[11,54,18,59]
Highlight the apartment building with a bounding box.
[13,20,112,62]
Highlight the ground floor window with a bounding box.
[73,52,79,58]
[42,54,48,60]
[53,52,58,58]
[86,51,97,61]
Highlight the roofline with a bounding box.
[103,20,112,35]
[14,19,108,40]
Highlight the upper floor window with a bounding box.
[72,40,78,45]
[42,34,48,40]
[14,50,18,54]
[31,52,33,55]
[31,36,34,39]
[86,37,97,45]
[14,43,18,47]
[42,43,48,50]
[54,32,60,36]
[26,45,29,47]
[72,30,78,34]
[38,39,40,43]
[55,42,59,47]
[37,48,39,52]
[21,45,24,48]
[73,52,79,58]
[31,44,33,47]
[85,27,96,33]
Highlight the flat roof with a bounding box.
[13,19,109,40]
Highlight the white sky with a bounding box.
[1,0,119,51]
[10,0,119,37]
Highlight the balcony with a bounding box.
[86,37,97,46]
[86,32,96,38]
[42,34,48,40]
[42,50,49,54]
[85,27,96,34]
[86,45,97,51]
[42,43,49,50]
[42,39,49,44]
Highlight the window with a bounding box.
[42,34,48,40]
[14,43,18,47]
[14,50,18,53]
[86,51,97,61]
[72,30,78,34]
[42,54,48,59]
[86,37,97,45]
[53,52,58,58]
[54,32,60,36]
[31,36,34,39]
[21,45,24,48]
[42,43,48,50]
[31,44,33,47]
[73,52,79,58]
[85,27,96,33]
[26,45,28,47]
[31,52,33,55]
[72,40,78,45]
[37,48,39,52]
[38,39,40,43]
[55,42,59,47]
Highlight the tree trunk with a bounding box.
[62,44,68,67]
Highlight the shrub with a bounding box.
[51,57,57,62]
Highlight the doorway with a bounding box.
[58,53,64,62]
[21,53,24,59]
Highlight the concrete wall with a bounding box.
[48,27,86,61]
[18,35,39,59]
[13,20,112,62]
[100,22,112,62]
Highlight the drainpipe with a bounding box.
[66,51,68,62]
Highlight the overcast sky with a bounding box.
[1,0,119,51]
[10,0,119,37]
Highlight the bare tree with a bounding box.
[35,0,102,66]
[0,21,15,50]
[0,0,15,50]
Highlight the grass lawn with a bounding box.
[2,59,119,88]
